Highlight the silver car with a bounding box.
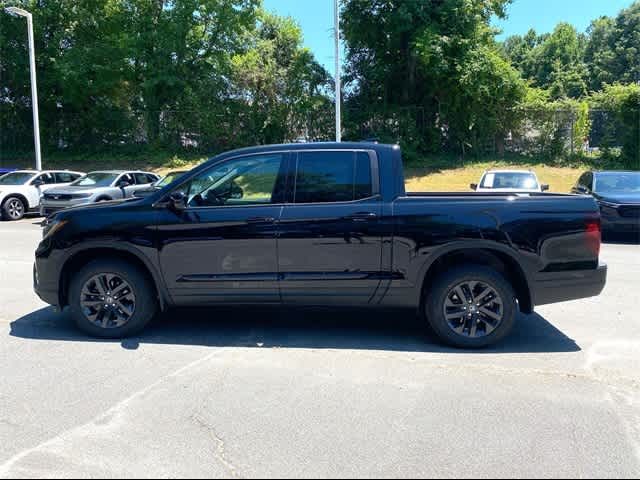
[40,170,160,216]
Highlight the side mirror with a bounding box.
[541,184,550,192]
[117,180,131,189]
[169,191,187,211]
[32,179,44,187]
[470,183,478,191]
[576,185,589,194]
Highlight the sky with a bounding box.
[263,0,636,71]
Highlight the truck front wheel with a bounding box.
[425,265,517,348]
[69,259,158,338]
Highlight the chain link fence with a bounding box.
[1,103,637,167]
[0,103,336,166]
[506,109,627,158]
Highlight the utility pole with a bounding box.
[637,73,640,168]
[334,0,341,142]
[5,7,42,170]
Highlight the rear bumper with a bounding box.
[531,263,607,307]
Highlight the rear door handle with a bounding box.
[247,216,276,224]
[346,212,378,222]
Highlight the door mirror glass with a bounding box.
[169,190,187,211]
[118,180,131,188]
[32,178,44,187]
[470,183,478,191]
[541,184,550,192]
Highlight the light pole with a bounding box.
[6,6,42,170]
[334,0,341,142]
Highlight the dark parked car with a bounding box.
[34,143,607,348]
[572,170,640,238]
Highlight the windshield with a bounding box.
[480,172,539,190]
[595,172,640,194]
[0,172,35,185]
[156,171,187,188]
[71,172,119,188]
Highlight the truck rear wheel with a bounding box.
[69,259,158,338]
[424,265,517,348]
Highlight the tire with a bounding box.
[2,196,26,221]
[69,259,158,338]
[424,265,517,349]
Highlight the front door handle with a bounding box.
[345,212,378,222]
[246,216,276,224]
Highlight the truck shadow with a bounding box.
[10,306,580,354]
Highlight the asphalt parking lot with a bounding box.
[0,218,639,478]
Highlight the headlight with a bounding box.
[42,218,68,239]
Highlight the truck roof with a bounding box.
[214,142,400,159]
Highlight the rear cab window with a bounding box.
[480,172,538,190]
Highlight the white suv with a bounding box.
[0,170,85,221]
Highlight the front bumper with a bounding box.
[601,217,640,234]
[33,261,60,308]
[531,263,607,307]
[40,198,93,216]
[600,205,640,233]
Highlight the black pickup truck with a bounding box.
[34,143,607,347]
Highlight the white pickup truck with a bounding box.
[470,169,549,193]
[0,170,84,220]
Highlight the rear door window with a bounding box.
[55,172,75,183]
[120,173,134,186]
[294,151,373,203]
[134,173,153,185]
[33,173,56,185]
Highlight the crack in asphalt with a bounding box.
[191,414,241,478]
[342,347,640,392]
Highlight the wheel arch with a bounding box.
[2,193,29,210]
[59,245,169,311]
[418,246,533,314]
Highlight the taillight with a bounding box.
[585,219,601,257]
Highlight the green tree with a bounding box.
[119,0,259,144]
[585,2,640,91]
[584,16,616,91]
[230,11,333,145]
[501,28,542,80]
[341,0,521,157]
[591,83,640,169]
[528,23,588,98]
